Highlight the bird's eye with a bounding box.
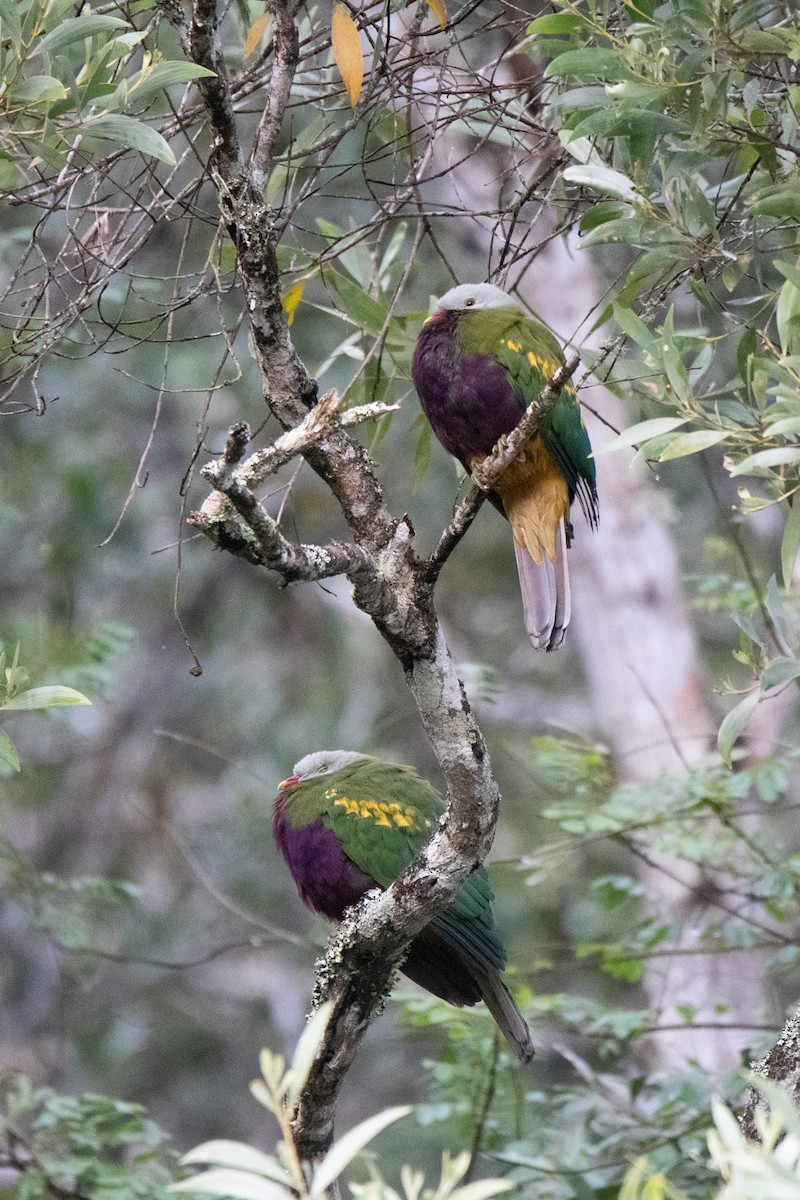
[464,298,475,307]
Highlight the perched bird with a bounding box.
[273,750,534,1062]
[412,282,598,651]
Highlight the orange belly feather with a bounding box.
[476,438,568,565]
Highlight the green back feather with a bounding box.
[455,306,597,502]
[285,758,496,923]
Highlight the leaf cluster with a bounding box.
[0,1075,179,1199]
[0,0,213,174]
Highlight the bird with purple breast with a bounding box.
[412,282,598,651]
[273,750,534,1062]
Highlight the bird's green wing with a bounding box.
[320,760,495,921]
[493,313,597,517]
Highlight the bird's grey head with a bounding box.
[290,749,369,781]
[435,282,523,313]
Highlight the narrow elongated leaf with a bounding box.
[244,13,271,57]
[81,114,176,165]
[330,273,386,333]
[776,276,800,355]
[131,62,216,106]
[734,612,764,647]
[527,12,585,34]
[248,1079,275,1113]
[32,15,129,57]
[765,417,800,436]
[612,303,656,348]
[766,575,794,651]
[0,729,20,772]
[658,429,729,460]
[281,280,305,326]
[781,500,800,590]
[3,686,91,711]
[563,163,638,203]
[594,417,688,455]
[425,0,447,28]
[331,4,363,107]
[310,1107,412,1198]
[169,1168,290,1200]
[544,49,636,81]
[12,76,68,103]
[729,447,800,476]
[182,1142,287,1183]
[760,657,800,690]
[0,0,22,53]
[285,1001,333,1106]
[718,692,759,767]
[451,1182,514,1200]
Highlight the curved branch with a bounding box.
[427,353,580,582]
[185,0,502,1165]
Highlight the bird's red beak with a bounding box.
[423,308,445,326]
[278,774,299,791]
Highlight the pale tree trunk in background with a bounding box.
[431,76,773,1070]
[530,232,777,1072]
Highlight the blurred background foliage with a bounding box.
[1,0,800,1197]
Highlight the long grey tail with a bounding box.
[514,518,571,652]
[470,963,535,1063]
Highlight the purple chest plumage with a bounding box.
[411,313,524,467]
[273,807,375,922]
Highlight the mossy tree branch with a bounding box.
[184,0,542,1163]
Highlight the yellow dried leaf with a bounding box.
[331,3,363,108]
[282,279,305,325]
[425,0,447,29]
[244,12,270,58]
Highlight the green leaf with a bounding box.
[729,447,800,476]
[774,259,800,292]
[765,575,795,651]
[594,417,688,455]
[0,728,20,772]
[329,273,387,334]
[578,201,628,233]
[562,163,638,203]
[285,1001,333,1106]
[12,76,69,103]
[781,501,800,591]
[130,61,216,107]
[31,15,129,58]
[450,1183,513,1200]
[760,657,800,690]
[765,417,800,436]
[0,0,23,53]
[658,429,730,460]
[527,12,585,34]
[776,275,800,355]
[181,1143,287,1184]
[747,187,800,221]
[80,114,176,165]
[310,1107,412,1198]
[3,685,92,711]
[718,692,759,767]
[169,1168,290,1200]
[544,49,636,82]
[612,303,656,348]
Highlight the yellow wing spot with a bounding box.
[324,787,338,800]
[365,801,392,827]
[334,796,432,830]
[505,339,522,353]
[333,796,359,815]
